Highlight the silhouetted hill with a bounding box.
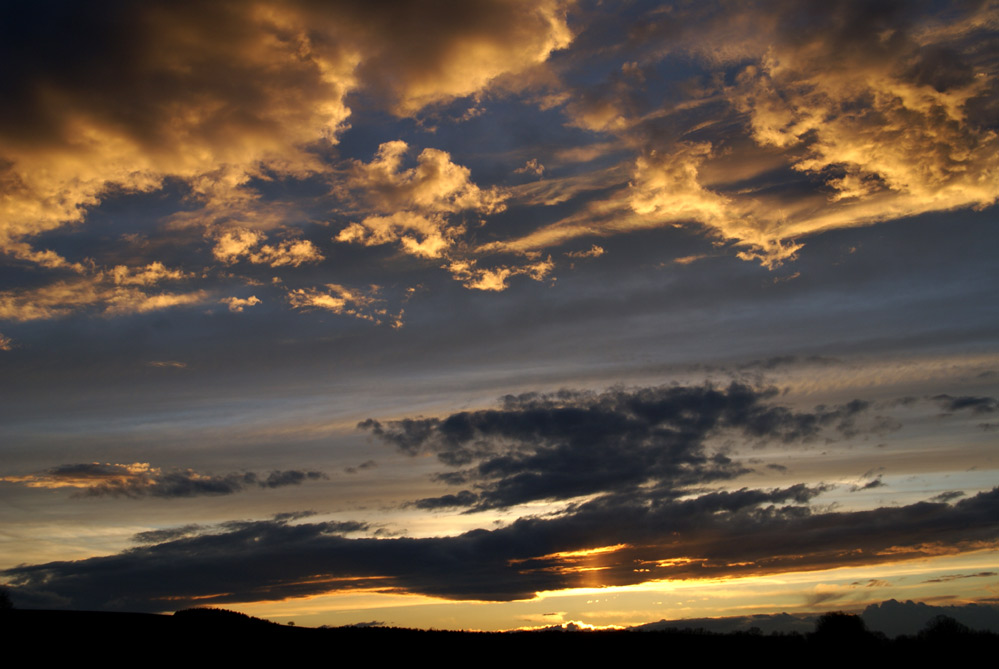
[4,608,996,661]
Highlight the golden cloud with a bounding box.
[448,257,554,292]
[213,229,324,267]
[0,273,208,322]
[287,284,397,325]
[1,0,570,270]
[220,296,262,313]
[503,2,998,267]
[335,140,506,259]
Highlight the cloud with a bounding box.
[930,491,965,503]
[0,463,326,499]
[565,244,604,259]
[147,361,187,369]
[0,333,12,351]
[220,296,262,313]
[343,460,377,475]
[0,2,348,265]
[446,257,554,292]
[514,159,545,177]
[335,141,506,259]
[286,284,399,325]
[213,229,324,267]
[932,394,998,415]
[349,0,572,114]
[110,262,189,286]
[0,0,569,271]
[863,599,999,638]
[851,475,886,492]
[5,487,998,610]
[361,383,871,510]
[490,1,998,267]
[0,275,208,322]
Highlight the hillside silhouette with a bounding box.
[4,606,995,660]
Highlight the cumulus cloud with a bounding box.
[0,0,569,276]
[213,229,323,267]
[0,462,326,499]
[361,383,871,511]
[287,283,399,325]
[514,159,546,177]
[493,0,998,267]
[447,257,554,292]
[335,141,506,259]
[349,0,572,114]
[220,296,262,313]
[110,262,189,286]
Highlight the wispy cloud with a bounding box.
[0,463,326,499]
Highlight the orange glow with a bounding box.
[510,543,629,564]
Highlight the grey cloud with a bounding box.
[5,486,997,611]
[930,490,965,503]
[923,571,997,584]
[343,460,378,474]
[410,490,481,510]
[0,463,327,499]
[851,475,886,492]
[260,470,327,489]
[361,383,871,510]
[132,525,206,545]
[932,394,998,415]
[863,599,999,638]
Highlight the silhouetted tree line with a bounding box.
[2,606,995,660]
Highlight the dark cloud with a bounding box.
[736,355,841,371]
[5,486,998,611]
[344,460,377,474]
[0,463,327,499]
[851,475,886,492]
[362,383,871,510]
[930,491,966,503]
[932,394,998,415]
[132,524,205,545]
[410,490,480,510]
[862,599,999,638]
[259,470,327,489]
[923,571,997,584]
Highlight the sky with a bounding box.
[1,0,997,631]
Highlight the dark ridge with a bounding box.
[4,609,996,660]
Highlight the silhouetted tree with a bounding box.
[0,588,12,611]
[813,612,872,645]
[919,615,970,640]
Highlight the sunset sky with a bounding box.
[1,0,997,631]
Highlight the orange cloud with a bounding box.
[335,140,506,260]
[448,257,553,292]
[213,229,323,267]
[502,2,998,267]
[1,0,571,271]
[220,296,262,313]
[287,284,397,325]
[0,273,207,322]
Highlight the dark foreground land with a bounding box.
[6,608,997,661]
